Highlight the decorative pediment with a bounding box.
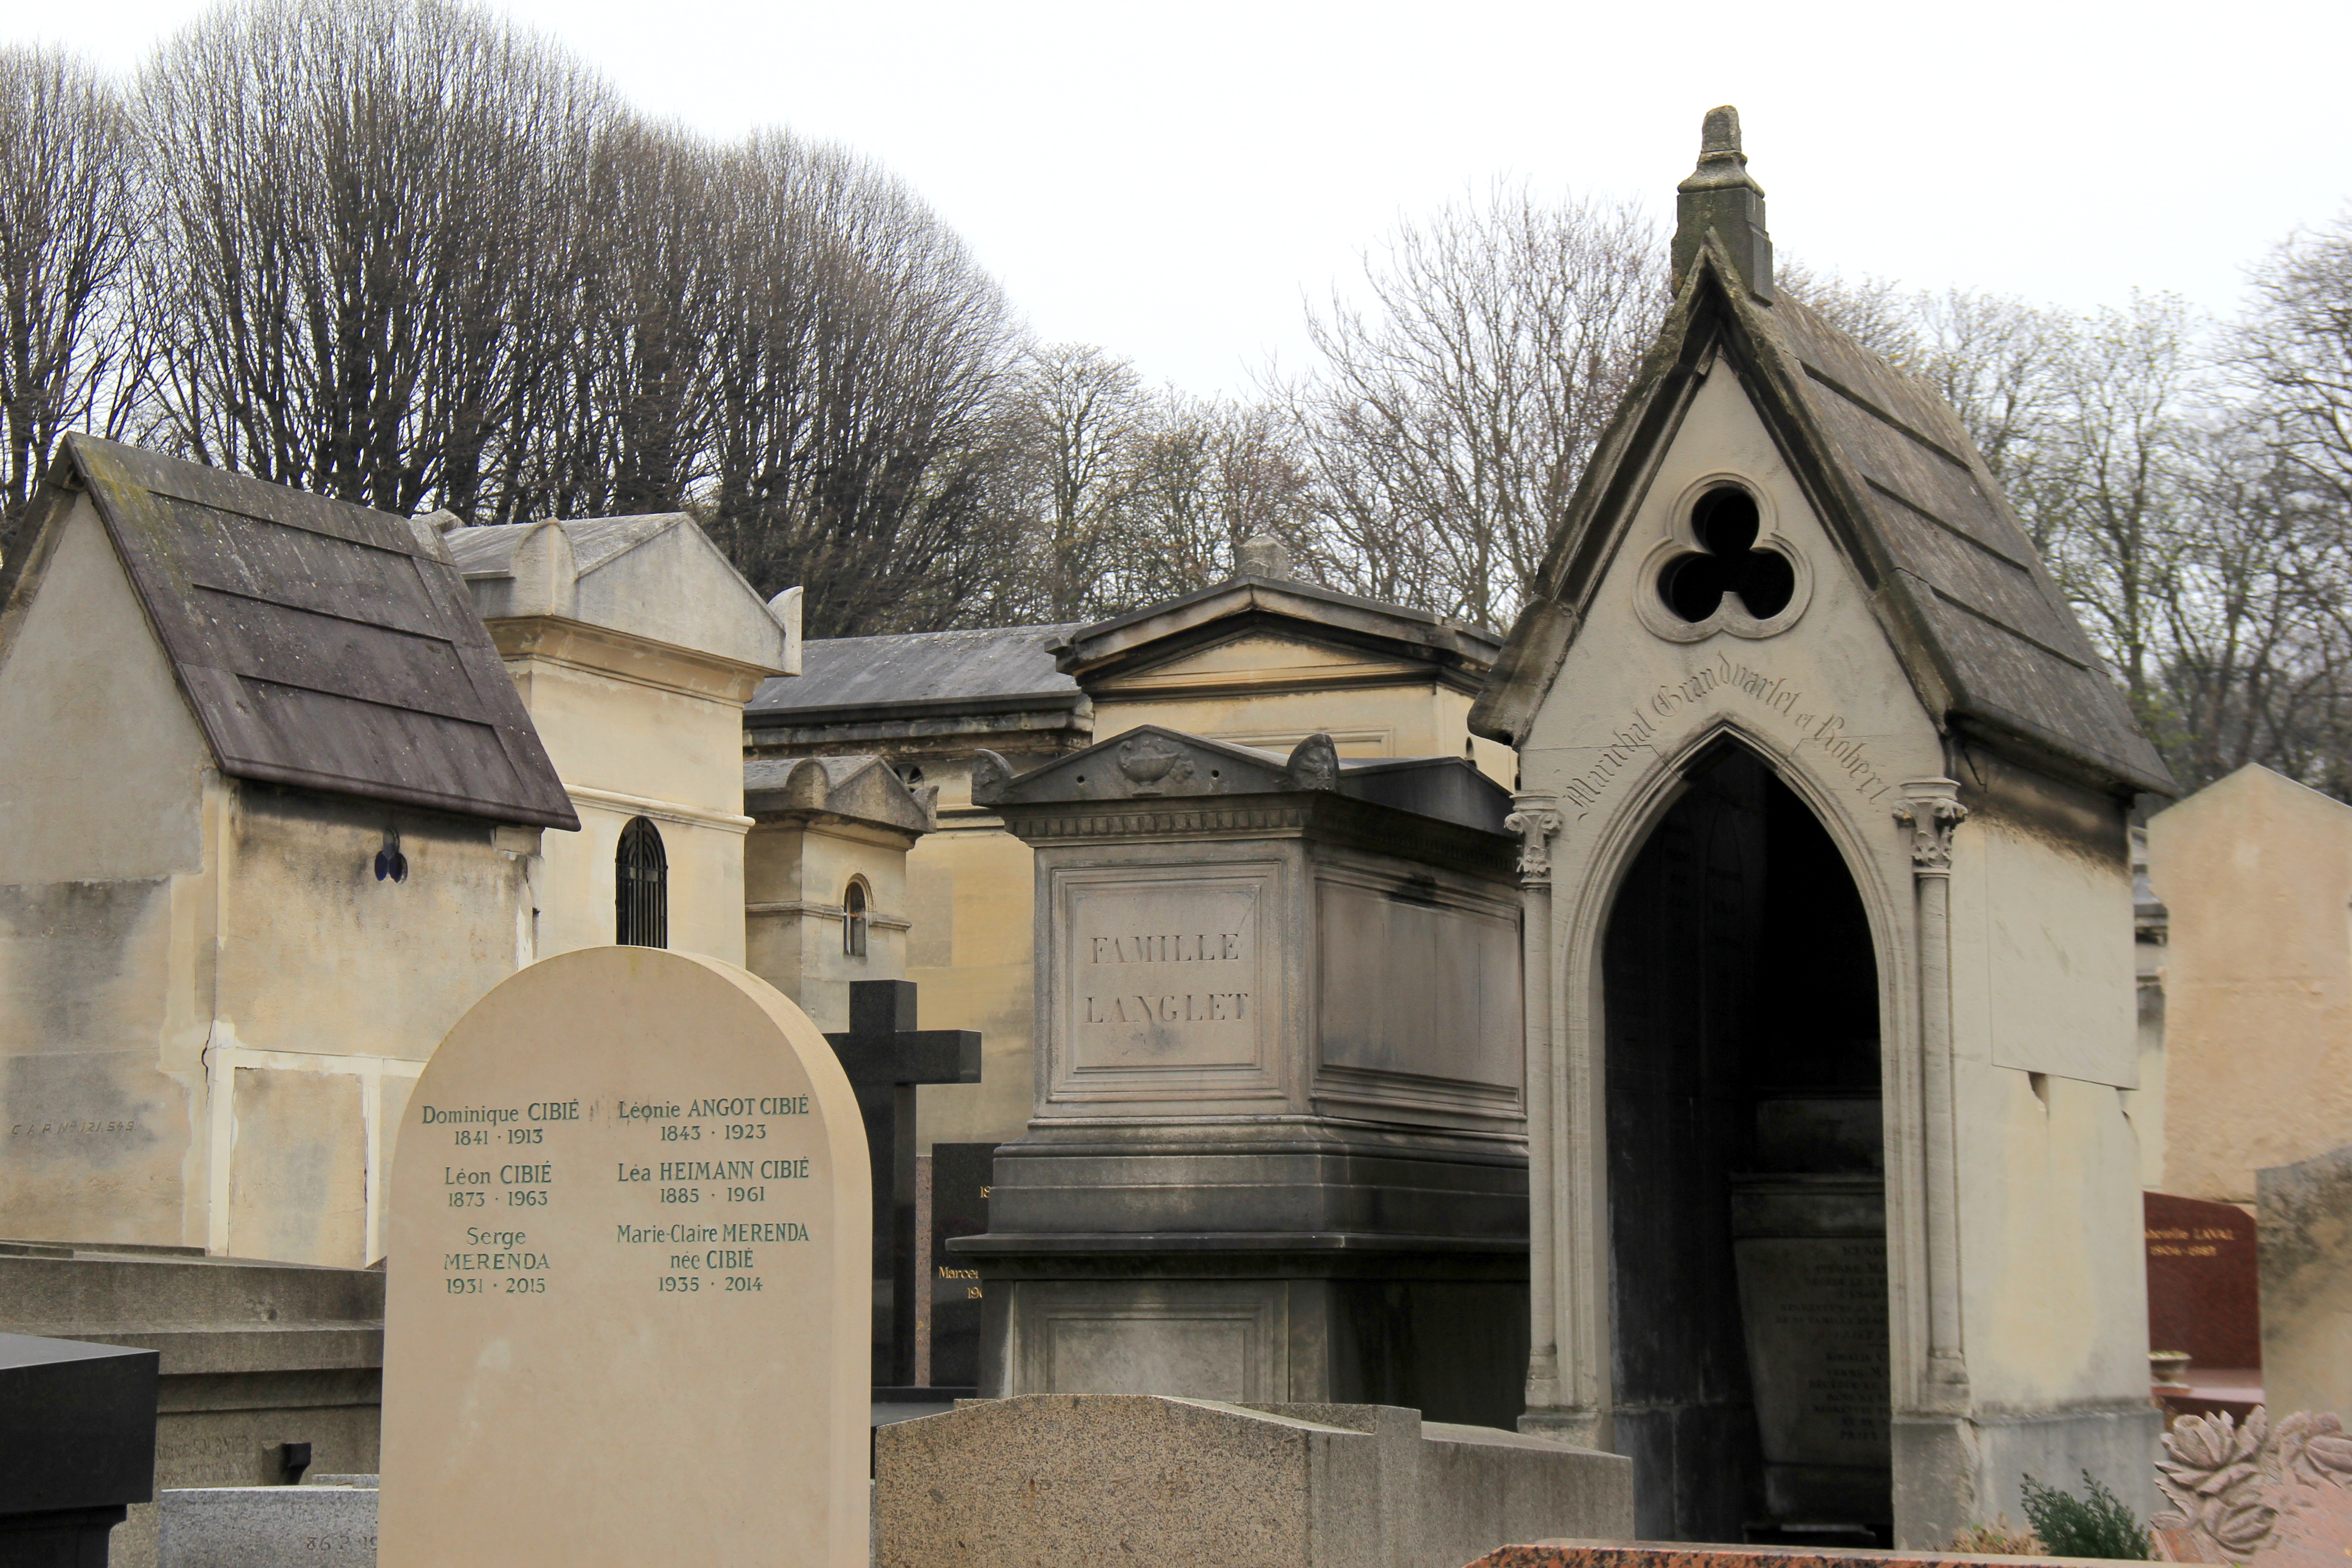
[971,726,1338,806]
[1472,232,2172,799]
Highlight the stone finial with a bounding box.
[1672,103,1774,304]
[1287,732,1341,791]
[970,749,1013,805]
[779,756,831,812]
[1235,534,1293,581]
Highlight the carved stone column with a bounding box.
[1505,797,1564,1413]
[1895,776,1971,1411]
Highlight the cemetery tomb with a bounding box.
[959,727,1529,1426]
[0,1332,157,1563]
[377,946,869,1568]
[926,1142,997,1391]
[1471,108,2170,1546]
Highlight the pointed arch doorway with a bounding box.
[1603,743,1891,1544]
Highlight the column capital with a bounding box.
[1505,797,1565,886]
[1893,776,1968,875]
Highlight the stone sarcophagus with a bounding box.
[955,728,1529,1427]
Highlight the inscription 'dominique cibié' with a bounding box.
[1080,931,1250,1026]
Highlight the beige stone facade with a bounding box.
[741,755,933,1032]
[743,563,1509,1152]
[0,447,569,1265]
[451,514,795,966]
[1472,113,2172,1544]
[0,445,795,1268]
[2145,764,2352,1204]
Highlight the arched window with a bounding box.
[616,816,668,948]
[843,879,868,959]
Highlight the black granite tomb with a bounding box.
[926,1144,995,1391]
[0,1332,158,1567]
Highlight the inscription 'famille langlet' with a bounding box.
[1090,933,1243,963]
[1084,992,1249,1025]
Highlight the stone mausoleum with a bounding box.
[959,727,1529,1426]
[1471,111,2174,1545]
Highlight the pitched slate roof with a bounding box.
[8,436,578,829]
[1474,233,2172,798]
[746,624,1084,721]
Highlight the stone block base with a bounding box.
[1465,1544,2149,1568]
[876,1394,1631,1568]
[157,1486,376,1568]
[982,1257,1529,1429]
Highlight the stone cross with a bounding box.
[825,980,981,1389]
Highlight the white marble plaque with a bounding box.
[377,947,869,1568]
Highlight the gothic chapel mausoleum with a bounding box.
[1475,110,2172,1547]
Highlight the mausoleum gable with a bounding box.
[7,435,578,830]
[1474,231,2170,798]
[1049,571,1501,693]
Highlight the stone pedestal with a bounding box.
[959,730,1529,1427]
[875,1395,1632,1568]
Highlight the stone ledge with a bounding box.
[1463,1544,2210,1568]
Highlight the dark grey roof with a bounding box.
[746,624,1082,721]
[1475,243,2172,797]
[12,436,578,829]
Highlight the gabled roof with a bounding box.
[0,436,578,829]
[1051,570,1502,694]
[1471,239,2172,799]
[971,725,1511,836]
[448,512,790,675]
[745,624,1084,723]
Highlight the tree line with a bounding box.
[4,1,2350,796]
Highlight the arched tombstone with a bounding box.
[377,948,869,1568]
[1475,108,2173,1548]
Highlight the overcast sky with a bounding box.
[22,0,2350,398]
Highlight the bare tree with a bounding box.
[500,118,724,522]
[999,343,1148,619]
[0,45,144,549]
[701,131,1020,637]
[138,0,615,518]
[2236,209,2352,508]
[1282,184,1666,630]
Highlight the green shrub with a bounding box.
[2020,1470,2152,1560]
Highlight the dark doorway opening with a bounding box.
[1602,745,1890,1544]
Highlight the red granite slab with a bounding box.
[2145,1191,2260,1370]
[1463,1544,2209,1568]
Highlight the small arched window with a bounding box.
[843,879,869,959]
[616,817,668,949]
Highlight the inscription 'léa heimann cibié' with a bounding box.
[1083,930,1250,1025]
[422,1090,818,1303]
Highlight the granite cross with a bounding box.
[824,980,982,1390]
